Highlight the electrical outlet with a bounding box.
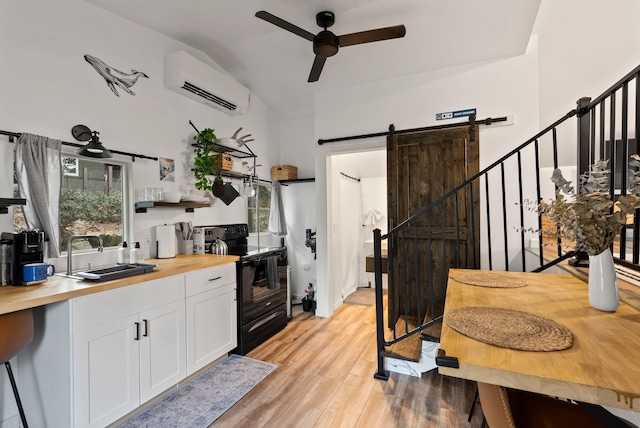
[143,234,151,249]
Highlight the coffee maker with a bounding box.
[1,230,45,286]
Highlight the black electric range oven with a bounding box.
[197,224,289,355]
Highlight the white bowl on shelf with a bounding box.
[162,191,181,203]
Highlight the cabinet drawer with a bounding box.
[73,275,185,331]
[185,263,236,297]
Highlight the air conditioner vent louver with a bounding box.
[165,51,249,116]
[182,82,237,111]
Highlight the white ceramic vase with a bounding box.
[588,248,619,312]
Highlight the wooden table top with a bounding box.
[0,254,239,315]
[438,269,640,411]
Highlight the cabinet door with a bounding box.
[74,314,140,428]
[186,283,237,375]
[139,299,186,404]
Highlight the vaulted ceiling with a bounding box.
[84,0,541,118]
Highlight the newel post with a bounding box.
[577,97,592,178]
[572,96,593,267]
[373,228,389,380]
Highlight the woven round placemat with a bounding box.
[450,271,528,288]
[445,306,573,351]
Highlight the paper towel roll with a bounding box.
[193,228,205,254]
[156,224,176,258]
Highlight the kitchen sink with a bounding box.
[74,263,156,282]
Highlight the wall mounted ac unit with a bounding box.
[165,51,249,115]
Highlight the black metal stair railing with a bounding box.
[373,63,640,381]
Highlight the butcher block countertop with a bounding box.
[0,254,239,315]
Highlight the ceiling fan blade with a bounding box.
[255,11,315,42]
[339,25,406,47]
[308,55,327,82]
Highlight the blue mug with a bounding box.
[23,263,55,284]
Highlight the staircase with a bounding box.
[374,63,640,380]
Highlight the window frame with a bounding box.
[248,181,271,235]
[58,151,133,253]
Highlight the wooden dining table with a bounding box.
[437,269,640,419]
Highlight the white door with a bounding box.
[74,314,140,428]
[139,300,186,404]
[186,283,237,375]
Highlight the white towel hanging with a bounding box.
[363,208,383,226]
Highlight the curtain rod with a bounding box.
[340,172,360,182]
[0,129,158,162]
[317,115,508,145]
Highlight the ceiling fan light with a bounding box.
[314,31,339,57]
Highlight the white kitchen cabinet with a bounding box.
[18,262,237,428]
[185,263,237,375]
[73,314,140,427]
[186,283,237,374]
[139,299,186,403]
[72,275,186,428]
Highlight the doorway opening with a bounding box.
[327,149,387,305]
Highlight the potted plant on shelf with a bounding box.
[539,158,640,311]
[193,128,224,194]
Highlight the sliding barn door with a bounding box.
[386,125,480,329]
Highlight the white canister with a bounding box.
[155,224,176,258]
[193,228,205,254]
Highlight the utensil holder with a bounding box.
[181,240,194,255]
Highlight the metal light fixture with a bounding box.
[72,124,113,158]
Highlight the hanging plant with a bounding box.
[193,128,223,191]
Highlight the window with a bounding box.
[248,182,271,234]
[14,155,127,252]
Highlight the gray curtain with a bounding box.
[15,133,62,258]
[268,181,287,236]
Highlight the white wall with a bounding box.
[282,182,316,302]
[535,0,640,166]
[0,1,280,272]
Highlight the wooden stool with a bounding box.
[0,309,33,428]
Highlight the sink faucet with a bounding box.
[67,235,103,275]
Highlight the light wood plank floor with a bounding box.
[211,301,485,427]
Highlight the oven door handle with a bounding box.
[243,259,262,268]
[248,310,284,333]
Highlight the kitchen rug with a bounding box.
[119,354,277,428]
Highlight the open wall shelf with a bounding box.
[134,201,210,213]
[0,198,26,214]
[279,178,315,185]
[192,142,255,159]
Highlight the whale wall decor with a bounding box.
[84,54,148,97]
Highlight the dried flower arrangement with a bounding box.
[539,157,640,256]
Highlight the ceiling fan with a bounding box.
[255,10,406,82]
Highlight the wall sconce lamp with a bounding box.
[72,124,113,158]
